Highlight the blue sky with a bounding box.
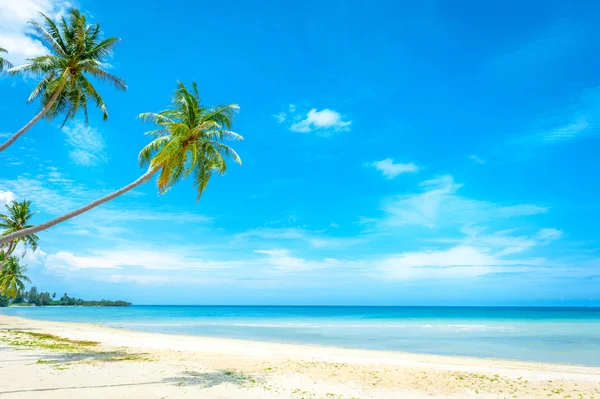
[1,0,599,305]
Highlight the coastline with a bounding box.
[1,314,600,398]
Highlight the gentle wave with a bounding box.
[3,306,600,366]
[108,321,518,331]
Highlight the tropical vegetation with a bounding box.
[0,294,9,307]
[0,46,12,71]
[0,200,39,269]
[0,256,31,299]
[2,287,130,307]
[0,9,127,153]
[0,81,242,246]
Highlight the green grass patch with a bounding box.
[0,330,99,352]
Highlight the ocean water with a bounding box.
[1,306,599,366]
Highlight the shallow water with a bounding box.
[2,306,599,366]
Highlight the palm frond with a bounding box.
[82,65,127,90]
[30,13,68,57]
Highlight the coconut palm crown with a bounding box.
[0,9,126,153]
[10,9,126,124]
[139,81,243,200]
[0,200,38,269]
[0,256,31,299]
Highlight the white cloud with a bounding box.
[289,108,351,134]
[274,104,351,135]
[467,154,486,164]
[238,227,308,240]
[254,249,343,273]
[0,0,70,65]
[104,275,171,285]
[0,167,106,214]
[238,227,364,248]
[535,228,563,242]
[369,158,419,179]
[457,225,562,256]
[0,190,15,206]
[379,245,542,280]
[272,112,286,123]
[46,248,241,271]
[378,175,547,228]
[62,122,106,166]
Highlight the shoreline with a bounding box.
[2,310,599,369]
[2,313,600,373]
[2,314,600,398]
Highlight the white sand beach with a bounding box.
[1,314,599,399]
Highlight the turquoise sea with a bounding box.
[1,306,599,366]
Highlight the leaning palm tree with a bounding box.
[0,200,38,270]
[0,47,13,71]
[0,81,242,246]
[0,256,31,299]
[0,9,126,153]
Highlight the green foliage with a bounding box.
[0,256,31,299]
[27,286,39,304]
[54,292,131,306]
[11,290,25,304]
[0,330,99,352]
[6,289,131,307]
[0,46,13,71]
[139,81,243,200]
[0,200,39,266]
[0,294,9,307]
[9,9,126,125]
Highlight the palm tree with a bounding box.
[0,200,38,270]
[0,9,127,153]
[0,47,13,71]
[0,256,31,299]
[0,81,242,246]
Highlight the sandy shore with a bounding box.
[1,314,599,398]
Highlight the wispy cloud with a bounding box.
[0,0,70,65]
[368,158,419,179]
[0,166,107,214]
[467,154,486,164]
[237,227,365,249]
[512,86,600,146]
[0,190,15,206]
[376,175,547,228]
[62,122,107,166]
[254,249,345,273]
[45,248,242,271]
[378,245,542,280]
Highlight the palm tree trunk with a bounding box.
[0,167,159,246]
[0,81,65,153]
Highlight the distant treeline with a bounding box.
[0,286,131,307]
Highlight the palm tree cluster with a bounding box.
[0,8,243,289]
